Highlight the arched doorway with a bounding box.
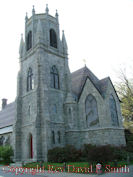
[29,134,33,159]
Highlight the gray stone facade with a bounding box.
[0,5,126,162]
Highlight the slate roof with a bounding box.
[0,102,15,129]
[97,77,109,97]
[71,66,109,99]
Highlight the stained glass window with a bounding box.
[109,95,119,126]
[85,94,99,127]
[50,66,59,89]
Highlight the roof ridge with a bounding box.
[71,66,85,74]
[99,77,109,81]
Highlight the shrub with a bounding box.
[48,144,129,163]
[113,146,127,161]
[0,146,13,164]
[63,145,81,162]
[48,145,81,163]
[48,147,65,163]
[82,144,115,163]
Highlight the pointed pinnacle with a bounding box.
[55,9,58,18]
[32,5,35,15]
[46,4,49,14]
[25,12,28,22]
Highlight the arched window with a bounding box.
[85,94,99,127]
[52,131,55,144]
[26,31,32,51]
[50,29,57,48]
[50,66,59,89]
[57,131,61,144]
[27,68,33,92]
[68,108,71,115]
[109,95,119,126]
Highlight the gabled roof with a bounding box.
[97,77,109,97]
[71,66,99,96]
[71,66,111,100]
[0,102,15,129]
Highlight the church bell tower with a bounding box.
[14,4,71,162]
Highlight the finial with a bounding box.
[55,9,58,19]
[32,5,35,15]
[25,12,28,22]
[83,59,86,66]
[45,4,49,14]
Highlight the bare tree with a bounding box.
[115,68,133,122]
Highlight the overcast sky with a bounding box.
[0,0,133,103]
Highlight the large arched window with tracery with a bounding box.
[27,68,33,92]
[109,95,119,126]
[50,66,59,89]
[26,31,32,51]
[50,29,57,48]
[85,94,99,127]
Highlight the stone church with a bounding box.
[0,5,126,162]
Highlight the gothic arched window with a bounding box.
[109,95,119,126]
[52,131,55,144]
[85,94,99,127]
[68,108,71,115]
[26,31,32,51]
[50,66,59,89]
[57,131,61,144]
[27,68,33,92]
[50,29,57,48]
